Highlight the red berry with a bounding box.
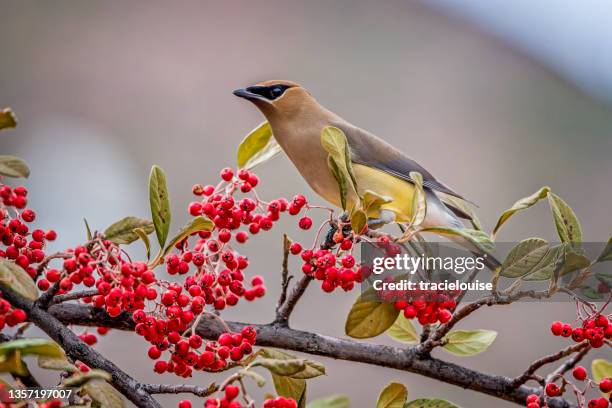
[545,383,560,397]
[224,385,240,401]
[298,216,312,230]
[599,377,612,393]
[220,168,234,181]
[178,400,191,408]
[572,366,587,381]
[550,321,563,336]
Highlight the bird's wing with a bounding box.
[332,121,468,200]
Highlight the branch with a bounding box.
[48,303,577,408]
[510,342,590,388]
[275,234,293,319]
[0,284,161,408]
[49,289,99,305]
[142,383,218,397]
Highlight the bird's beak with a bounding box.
[233,87,270,103]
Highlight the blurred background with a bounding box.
[1,1,611,406]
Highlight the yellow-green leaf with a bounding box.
[149,165,171,247]
[0,108,17,131]
[596,237,612,263]
[272,374,306,408]
[84,218,93,241]
[387,315,419,344]
[83,379,126,408]
[321,126,359,210]
[442,330,497,356]
[350,208,367,235]
[38,355,78,372]
[237,121,282,170]
[363,190,393,213]
[376,382,407,408]
[420,227,494,254]
[409,172,427,227]
[592,359,612,397]
[0,156,30,179]
[327,156,349,211]
[0,351,28,376]
[259,349,325,379]
[0,259,37,300]
[548,193,582,244]
[492,187,550,239]
[133,228,151,260]
[250,358,306,377]
[405,398,460,408]
[103,216,154,245]
[522,244,565,281]
[345,297,399,339]
[307,395,350,408]
[163,216,214,256]
[61,370,112,388]
[438,193,482,230]
[0,339,64,358]
[500,238,549,278]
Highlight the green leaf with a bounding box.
[387,315,419,345]
[596,237,612,263]
[0,339,64,358]
[592,359,612,396]
[272,374,306,408]
[0,108,17,131]
[404,398,460,408]
[38,355,78,372]
[149,165,171,247]
[259,349,325,379]
[547,193,582,244]
[103,216,154,245]
[500,238,549,278]
[321,126,359,210]
[442,330,497,356]
[345,297,399,339]
[83,379,126,408]
[237,121,283,170]
[492,186,550,238]
[133,228,151,260]
[420,227,494,254]
[558,247,590,276]
[580,286,603,300]
[409,172,427,227]
[350,208,367,235]
[0,351,28,376]
[163,216,214,256]
[307,395,351,408]
[521,244,565,281]
[0,259,37,300]
[84,218,93,240]
[0,156,30,178]
[376,382,407,408]
[250,358,307,377]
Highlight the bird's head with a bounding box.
[233,80,314,120]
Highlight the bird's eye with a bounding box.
[270,86,283,98]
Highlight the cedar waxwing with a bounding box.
[234,80,500,268]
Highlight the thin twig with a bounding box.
[545,345,592,384]
[510,342,590,388]
[275,234,293,318]
[49,289,99,305]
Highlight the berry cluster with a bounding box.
[550,314,611,348]
[0,297,26,330]
[0,184,57,276]
[393,293,456,325]
[296,245,364,293]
